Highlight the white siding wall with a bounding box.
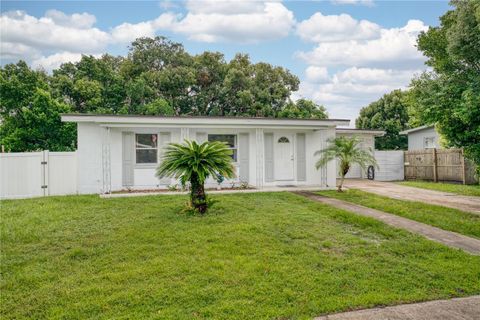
[77,122,103,194]
[75,123,338,193]
[408,127,440,150]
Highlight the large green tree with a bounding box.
[1,36,328,152]
[408,0,480,165]
[278,99,328,119]
[0,61,76,152]
[356,90,410,150]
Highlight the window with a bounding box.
[136,134,158,164]
[208,134,237,161]
[278,137,290,143]
[424,136,436,149]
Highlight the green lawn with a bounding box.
[317,189,480,239]
[398,181,480,197]
[2,193,480,320]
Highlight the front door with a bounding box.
[274,134,294,180]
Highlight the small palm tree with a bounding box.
[315,136,377,192]
[156,140,236,213]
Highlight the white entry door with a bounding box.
[274,134,294,180]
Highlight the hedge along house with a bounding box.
[61,114,352,194]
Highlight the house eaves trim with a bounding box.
[399,125,434,135]
[61,114,350,128]
[336,128,386,136]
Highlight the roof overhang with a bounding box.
[336,128,386,137]
[61,114,350,129]
[399,125,434,135]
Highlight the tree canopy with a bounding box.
[0,62,76,152]
[356,89,410,150]
[408,0,480,166]
[1,36,327,152]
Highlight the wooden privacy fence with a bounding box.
[0,151,77,199]
[404,148,478,185]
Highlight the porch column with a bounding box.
[101,126,111,194]
[180,128,190,142]
[255,128,264,189]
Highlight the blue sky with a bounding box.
[0,0,450,123]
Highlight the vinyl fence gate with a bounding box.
[0,151,77,199]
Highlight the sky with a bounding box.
[0,0,451,123]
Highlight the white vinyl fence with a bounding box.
[374,150,404,181]
[0,151,77,199]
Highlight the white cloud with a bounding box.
[331,0,374,6]
[1,10,110,54]
[296,67,420,123]
[296,12,380,42]
[44,9,96,29]
[110,1,294,44]
[110,13,178,44]
[184,0,267,15]
[296,20,428,69]
[31,51,92,71]
[1,3,294,71]
[0,42,39,60]
[305,66,330,83]
[168,2,295,43]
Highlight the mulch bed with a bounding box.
[112,186,254,194]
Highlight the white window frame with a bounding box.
[423,136,436,149]
[207,134,238,162]
[135,133,158,167]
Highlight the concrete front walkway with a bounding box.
[294,191,480,255]
[343,179,480,215]
[315,295,480,320]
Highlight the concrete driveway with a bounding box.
[343,179,480,215]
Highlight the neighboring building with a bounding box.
[400,125,440,150]
[336,129,385,179]
[61,114,385,194]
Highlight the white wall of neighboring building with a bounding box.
[407,126,440,150]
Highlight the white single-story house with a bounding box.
[61,114,383,194]
[400,125,440,150]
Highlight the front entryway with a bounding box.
[274,134,294,180]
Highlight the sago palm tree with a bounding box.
[156,140,236,213]
[315,136,377,192]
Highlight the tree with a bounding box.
[156,140,236,214]
[0,88,76,152]
[2,36,323,152]
[139,98,174,116]
[356,90,410,150]
[51,54,126,114]
[0,61,76,152]
[314,136,377,192]
[278,99,328,119]
[409,0,480,167]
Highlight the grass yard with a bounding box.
[317,189,480,239]
[398,181,480,197]
[2,193,480,320]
